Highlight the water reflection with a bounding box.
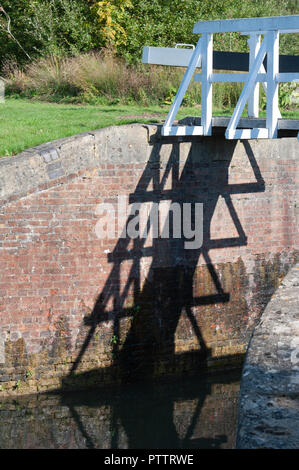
[0,369,241,449]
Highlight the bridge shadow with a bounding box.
[61,368,241,449]
[61,131,265,447]
[68,134,264,381]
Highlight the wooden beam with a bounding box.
[143,47,299,73]
[193,15,299,34]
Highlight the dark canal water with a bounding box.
[0,368,241,449]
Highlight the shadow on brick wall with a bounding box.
[59,134,266,447]
[62,136,265,383]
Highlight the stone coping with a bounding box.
[1,124,298,205]
[0,124,155,205]
[236,264,299,448]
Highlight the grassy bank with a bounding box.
[0,98,298,158]
[0,98,201,156]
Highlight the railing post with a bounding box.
[201,33,213,136]
[266,30,280,138]
[248,33,261,118]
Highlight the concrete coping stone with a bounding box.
[236,263,299,449]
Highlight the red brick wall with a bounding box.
[0,129,298,395]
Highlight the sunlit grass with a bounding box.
[0,98,298,157]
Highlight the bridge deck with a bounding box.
[174,117,299,138]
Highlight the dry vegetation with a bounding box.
[4,51,248,109]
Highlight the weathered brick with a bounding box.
[0,129,298,395]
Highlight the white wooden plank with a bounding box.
[276,73,299,82]
[225,128,269,139]
[248,34,261,118]
[241,29,299,35]
[162,126,204,136]
[194,73,267,82]
[201,33,213,136]
[143,47,299,75]
[142,46,201,68]
[266,31,279,138]
[193,15,299,34]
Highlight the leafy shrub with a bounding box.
[116,0,298,63]
[261,82,299,111]
[0,0,95,68]
[1,0,298,70]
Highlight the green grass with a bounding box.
[0,98,298,157]
[0,99,163,156]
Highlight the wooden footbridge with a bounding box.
[142,15,299,140]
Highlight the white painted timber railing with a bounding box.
[142,15,299,140]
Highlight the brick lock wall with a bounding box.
[0,126,298,395]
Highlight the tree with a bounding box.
[90,0,132,48]
[0,4,31,60]
[0,0,95,69]
[110,0,298,63]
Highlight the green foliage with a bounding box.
[110,334,118,345]
[90,0,133,47]
[279,83,292,108]
[14,379,21,389]
[25,369,33,379]
[213,82,244,109]
[260,82,298,110]
[116,0,298,63]
[27,0,95,56]
[163,85,178,105]
[0,0,95,68]
[0,0,298,69]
